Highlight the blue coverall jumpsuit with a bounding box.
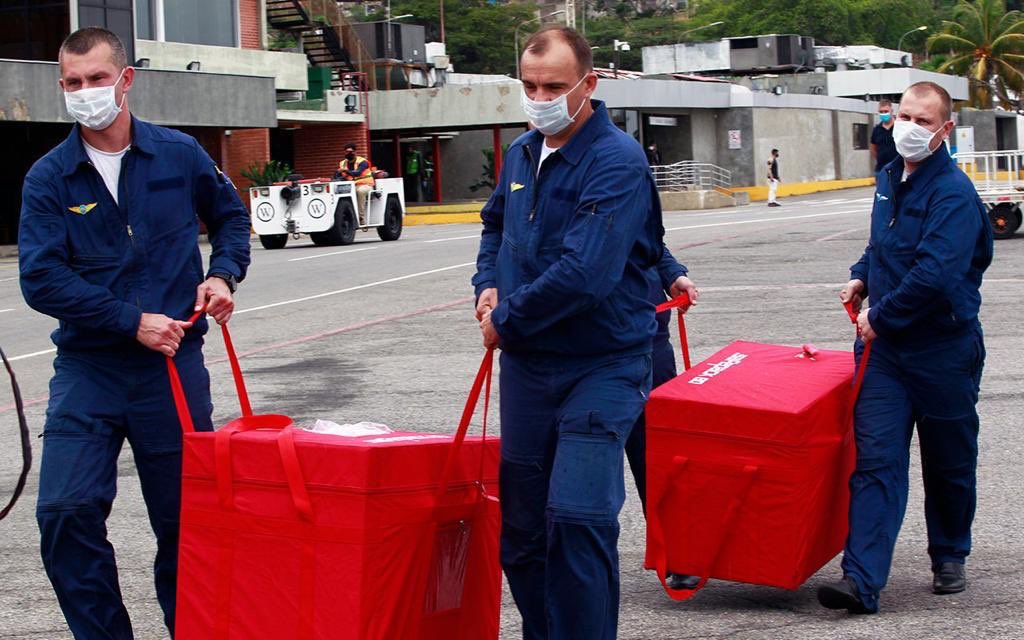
[19,118,252,639]
[473,100,664,640]
[842,144,993,612]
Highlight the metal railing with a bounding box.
[953,149,1024,204]
[651,161,732,194]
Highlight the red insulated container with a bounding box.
[169,319,502,639]
[644,340,857,597]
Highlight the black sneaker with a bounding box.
[665,573,701,590]
[932,562,966,595]
[817,576,875,614]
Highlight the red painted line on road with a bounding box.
[0,297,476,416]
[220,296,475,362]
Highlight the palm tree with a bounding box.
[927,0,1024,110]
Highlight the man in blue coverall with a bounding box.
[817,81,993,615]
[18,28,251,639]
[473,25,665,639]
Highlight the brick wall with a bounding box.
[292,123,370,180]
[240,0,262,50]
[225,128,270,203]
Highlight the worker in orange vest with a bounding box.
[337,141,374,222]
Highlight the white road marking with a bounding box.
[287,246,378,262]
[424,234,480,243]
[664,209,862,232]
[0,276,18,283]
[816,228,860,242]
[7,347,57,362]
[236,262,477,315]
[0,308,12,313]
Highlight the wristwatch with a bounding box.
[208,272,238,293]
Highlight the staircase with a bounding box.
[267,0,373,89]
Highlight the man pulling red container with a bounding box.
[818,81,993,615]
[473,25,665,639]
[19,28,251,639]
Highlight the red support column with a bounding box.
[492,125,502,182]
[393,134,402,178]
[432,135,442,204]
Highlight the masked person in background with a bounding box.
[472,25,665,639]
[871,98,898,174]
[19,28,250,639]
[818,81,992,615]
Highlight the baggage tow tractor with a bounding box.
[954,149,1024,239]
[249,176,405,249]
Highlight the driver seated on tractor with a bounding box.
[335,141,375,223]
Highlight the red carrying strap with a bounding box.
[166,307,253,433]
[434,348,494,503]
[843,299,871,427]
[656,293,692,371]
[165,310,307,520]
[651,457,758,601]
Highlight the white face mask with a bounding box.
[520,75,589,137]
[64,67,127,131]
[892,118,942,163]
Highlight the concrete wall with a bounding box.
[827,68,969,100]
[369,83,527,131]
[716,107,755,186]
[642,41,730,75]
[958,110,999,152]
[751,107,836,184]
[597,79,732,109]
[691,110,720,165]
[835,110,874,179]
[0,60,277,128]
[135,40,308,91]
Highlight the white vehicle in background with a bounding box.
[249,176,405,249]
[954,149,1024,239]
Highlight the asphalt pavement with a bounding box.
[1,186,1022,639]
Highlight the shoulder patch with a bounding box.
[510,182,525,192]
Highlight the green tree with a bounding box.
[688,0,941,51]
[927,0,1024,109]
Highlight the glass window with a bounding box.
[164,0,236,47]
[0,1,68,62]
[136,0,152,40]
[853,123,869,150]
[78,0,135,62]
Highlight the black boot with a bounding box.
[665,573,701,590]
[817,576,876,614]
[933,562,966,595]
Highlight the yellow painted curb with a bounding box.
[405,212,482,226]
[730,177,875,202]
[406,203,485,215]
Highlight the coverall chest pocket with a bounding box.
[889,207,926,252]
[145,175,195,243]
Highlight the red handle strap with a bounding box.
[843,299,871,426]
[651,457,758,601]
[166,309,307,519]
[656,293,692,371]
[434,348,494,502]
[166,307,253,433]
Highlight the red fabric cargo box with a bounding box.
[644,340,856,595]
[176,427,501,639]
